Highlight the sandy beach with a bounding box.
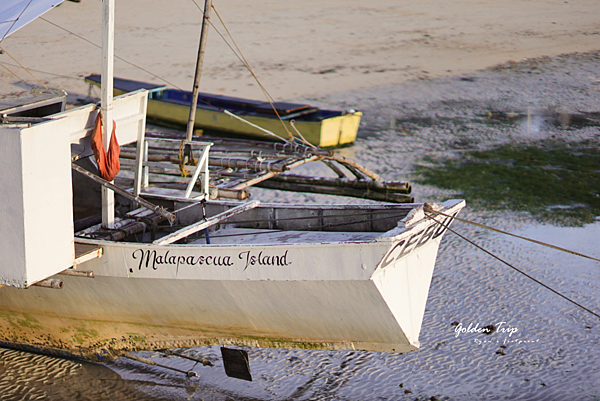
[1,0,599,102]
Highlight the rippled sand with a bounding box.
[2,51,600,400]
[103,212,599,400]
[108,51,600,400]
[0,348,171,400]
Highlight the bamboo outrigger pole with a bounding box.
[101,0,115,228]
[185,0,213,141]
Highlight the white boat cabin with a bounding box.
[0,90,148,288]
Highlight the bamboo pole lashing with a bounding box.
[120,151,290,173]
[327,155,383,181]
[144,133,333,157]
[32,279,64,289]
[60,269,95,278]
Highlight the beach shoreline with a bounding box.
[1,0,600,103]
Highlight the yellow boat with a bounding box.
[85,75,362,148]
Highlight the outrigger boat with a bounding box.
[0,0,464,363]
[84,74,362,148]
[0,89,464,358]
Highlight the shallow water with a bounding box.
[2,52,600,400]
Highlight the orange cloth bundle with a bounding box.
[91,111,120,181]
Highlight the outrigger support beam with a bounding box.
[71,163,176,223]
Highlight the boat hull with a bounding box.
[0,200,464,360]
[102,81,362,148]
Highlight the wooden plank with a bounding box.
[154,200,260,245]
[184,144,211,198]
[59,269,95,278]
[74,243,101,259]
[74,242,103,266]
[101,0,116,229]
[85,74,167,93]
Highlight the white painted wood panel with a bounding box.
[0,118,74,287]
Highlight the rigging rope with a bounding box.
[223,110,290,143]
[0,60,82,80]
[40,14,299,145]
[0,45,48,89]
[0,62,29,87]
[210,5,295,142]
[424,212,600,321]
[191,0,309,144]
[290,119,315,148]
[40,17,184,91]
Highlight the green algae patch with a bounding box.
[416,140,600,226]
[16,314,42,330]
[0,311,42,330]
[73,326,100,344]
[0,311,21,329]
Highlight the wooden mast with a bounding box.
[101,0,115,228]
[185,0,212,141]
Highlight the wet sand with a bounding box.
[1,49,599,400]
[0,348,169,400]
[113,50,600,400]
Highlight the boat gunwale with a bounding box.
[73,199,465,248]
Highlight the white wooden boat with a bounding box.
[0,194,464,359]
[0,89,464,358]
[0,0,465,361]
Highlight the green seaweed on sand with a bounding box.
[416,139,600,226]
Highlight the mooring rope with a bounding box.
[425,211,600,321]
[426,209,600,263]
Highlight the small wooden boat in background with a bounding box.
[85,74,362,148]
